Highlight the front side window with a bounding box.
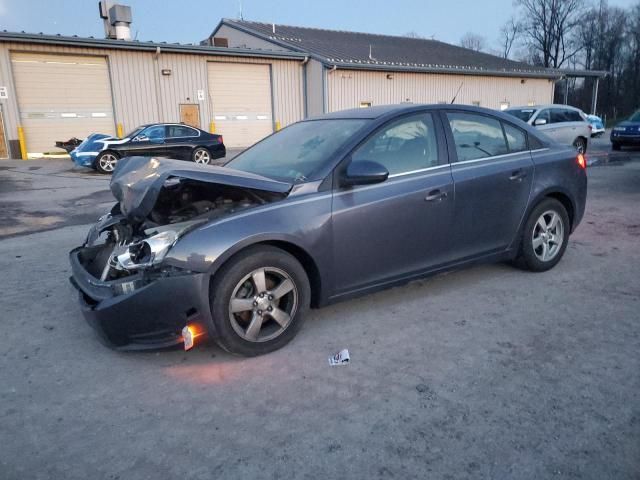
[446,112,508,162]
[536,109,551,124]
[168,125,198,138]
[351,113,439,175]
[143,125,165,140]
[503,123,528,153]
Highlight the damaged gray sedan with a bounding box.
[70,104,587,356]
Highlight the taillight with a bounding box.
[218,135,224,144]
[577,153,586,169]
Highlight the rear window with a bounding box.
[505,109,536,122]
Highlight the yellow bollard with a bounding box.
[209,121,216,134]
[275,121,281,131]
[116,123,124,138]
[17,126,27,160]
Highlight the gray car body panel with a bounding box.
[162,104,586,309]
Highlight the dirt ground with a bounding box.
[0,145,638,479]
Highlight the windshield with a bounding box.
[226,119,369,183]
[505,109,536,122]
[629,111,640,122]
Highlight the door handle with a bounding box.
[509,169,527,181]
[425,189,447,202]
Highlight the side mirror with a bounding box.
[534,118,547,126]
[133,135,147,142]
[343,160,389,186]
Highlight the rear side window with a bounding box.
[352,113,439,175]
[550,108,572,123]
[446,112,508,162]
[503,123,528,153]
[565,110,584,122]
[168,125,198,137]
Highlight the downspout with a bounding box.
[301,56,309,118]
[323,65,337,114]
[154,46,163,122]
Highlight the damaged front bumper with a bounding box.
[69,245,211,350]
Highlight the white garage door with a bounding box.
[208,62,273,148]
[11,52,115,156]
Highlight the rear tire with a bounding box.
[209,246,310,356]
[192,147,211,165]
[573,137,587,154]
[95,151,119,174]
[515,198,570,272]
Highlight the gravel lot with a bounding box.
[0,144,638,479]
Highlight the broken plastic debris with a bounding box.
[328,349,350,366]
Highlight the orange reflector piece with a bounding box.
[577,153,586,169]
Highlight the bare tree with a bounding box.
[460,32,486,52]
[404,31,425,39]
[498,17,521,59]
[515,0,587,68]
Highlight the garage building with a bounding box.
[208,20,560,117]
[0,31,307,157]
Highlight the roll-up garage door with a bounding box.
[208,62,273,148]
[11,52,115,156]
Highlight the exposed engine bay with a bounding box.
[82,177,287,283]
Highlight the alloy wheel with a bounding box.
[228,267,298,342]
[532,210,565,262]
[194,149,211,164]
[99,153,118,172]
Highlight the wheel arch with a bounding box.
[526,187,577,231]
[208,236,325,308]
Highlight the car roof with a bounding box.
[312,103,514,120]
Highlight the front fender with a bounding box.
[162,191,333,293]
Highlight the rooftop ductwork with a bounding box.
[98,1,133,41]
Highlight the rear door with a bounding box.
[443,111,534,258]
[165,125,200,160]
[549,108,576,144]
[331,112,454,294]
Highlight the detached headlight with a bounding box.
[117,230,178,270]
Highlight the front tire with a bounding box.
[515,198,570,272]
[192,147,211,165]
[209,246,310,356]
[95,151,119,174]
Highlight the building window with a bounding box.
[359,101,372,108]
[500,102,510,111]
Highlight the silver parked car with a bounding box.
[505,104,591,153]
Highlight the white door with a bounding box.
[11,52,115,157]
[207,62,273,149]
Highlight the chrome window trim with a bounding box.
[388,163,449,178]
[452,148,548,167]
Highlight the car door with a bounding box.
[443,110,534,258]
[549,108,575,144]
[122,125,167,157]
[165,125,200,160]
[331,112,454,294]
[532,108,559,139]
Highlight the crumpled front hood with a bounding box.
[110,156,292,222]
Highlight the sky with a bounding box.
[0,0,637,48]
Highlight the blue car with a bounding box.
[586,114,605,137]
[70,123,225,174]
[610,110,640,150]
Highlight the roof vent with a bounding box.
[98,1,133,40]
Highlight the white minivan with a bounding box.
[505,104,591,153]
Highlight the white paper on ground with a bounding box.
[328,349,350,366]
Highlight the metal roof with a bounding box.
[0,30,308,60]
[212,19,562,79]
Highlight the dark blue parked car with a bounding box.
[70,104,587,356]
[611,110,640,150]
